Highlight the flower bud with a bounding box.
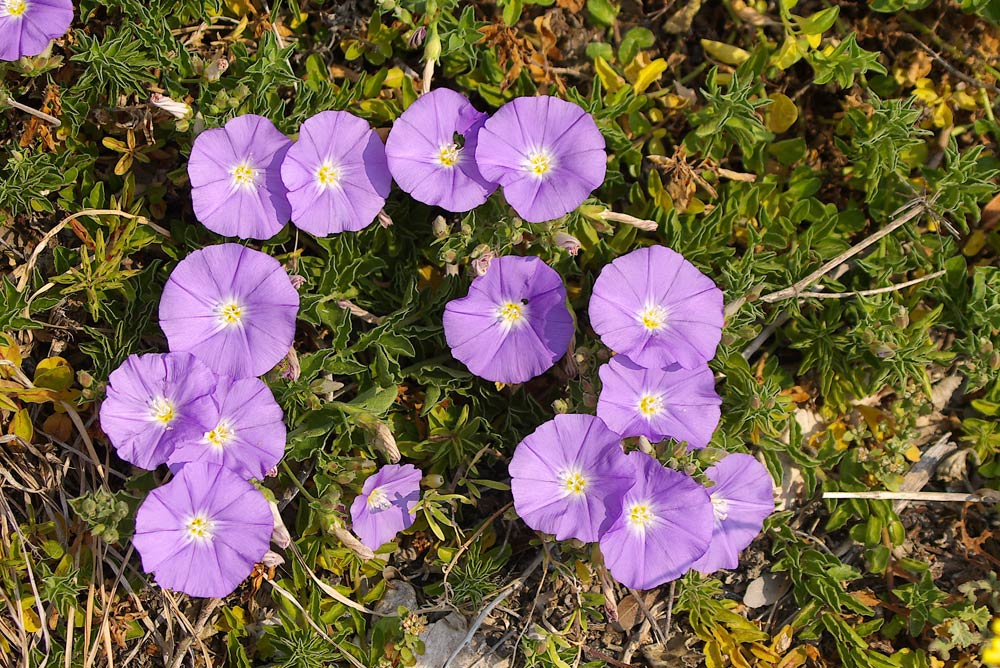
[599,209,658,231]
[261,550,285,568]
[150,93,193,120]
[431,215,448,238]
[423,27,441,63]
[407,25,427,49]
[422,473,444,488]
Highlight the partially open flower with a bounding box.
[99,352,217,470]
[0,0,73,62]
[509,414,634,543]
[690,453,774,574]
[589,245,723,370]
[167,376,286,480]
[475,96,606,223]
[350,464,422,551]
[159,244,299,379]
[385,88,497,212]
[132,463,273,598]
[280,110,391,236]
[599,451,713,589]
[443,255,573,384]
[188,114,292,240]
[597,356,721,449]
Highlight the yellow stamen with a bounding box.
[150,397,175,426]
[185,514,214,541]
[638,393,663,418]
[497,301,524,325]
[217,300,243,326]
[639,304,668,331]
[627,502,653,528]
[205,420,235,449]
[316,163,339,188]
[437,143,460,167]
[560,470,587,495]
[230,162,257,187]
[6,0,27,16]
[525,150,553,177]
[367,487,391,511]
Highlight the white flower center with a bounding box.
[523,149,555,178]
[315,162,341,189]
[626,501,655,533]
[367,486,391,511]
[185,513,215,542]
[436,143,461,168]
[638,303,669,331]
[204,419,236,449]
[216,299,244,326]
[3,0,28,16]
[229,161,258,189]
[495,300,527,332]
[558,468,588,496]
[149,396,176,426]
[710,494,729,522]
[637,393,664,419]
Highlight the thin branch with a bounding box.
[902,34,1000,98]
[797,270,946,299]
[442,552,545,668]
[5,97,61,127]
[823,491,997,503]
[758,200,926,304]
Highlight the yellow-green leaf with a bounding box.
[770,36,806,70]
[766,93,799,133]
[794,5,839,35]
[700,39,750,65]
[593,56,624,93]
[632,58,667,94]
[34,357,74,392]
[9,408,33,442]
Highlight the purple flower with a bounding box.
[475,96,606,223]
[691,454,774,574]
[597,356,721,449]
[132,462,273,598]
[509,414,634,543]
[280,110,392,236]
[99,353,217,470]
[167,376,286,480]
[443,255,573,384]
[188,114,292,240]
[0,0,73,61]
[589,246,723,370]
[350,464,422,550]
[159,243,299,379]
[599,451,713,589]
[385,88,497,212]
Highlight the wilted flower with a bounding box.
[188,114,292,240]
[132,463,273,597]
[159,244,300,379]
[167,376,286,480]
[0,0,73,61]
[385,88,497,212]
[690,453,774,574]
[509,414,633,543]
[599,451,713,589]
[554,232,582,256]
[596,356,721,449]
[475,96,606,223]
[150,93,193,120]
[350,464,422,551]
[99,353,216,470]
[443,255,573,384]
[589,245,723,370]
[280,110,391,236]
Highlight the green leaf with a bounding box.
[794,5,840,34]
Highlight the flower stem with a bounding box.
[281,460,317,503]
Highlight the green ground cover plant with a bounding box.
[1,0,1000,666]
